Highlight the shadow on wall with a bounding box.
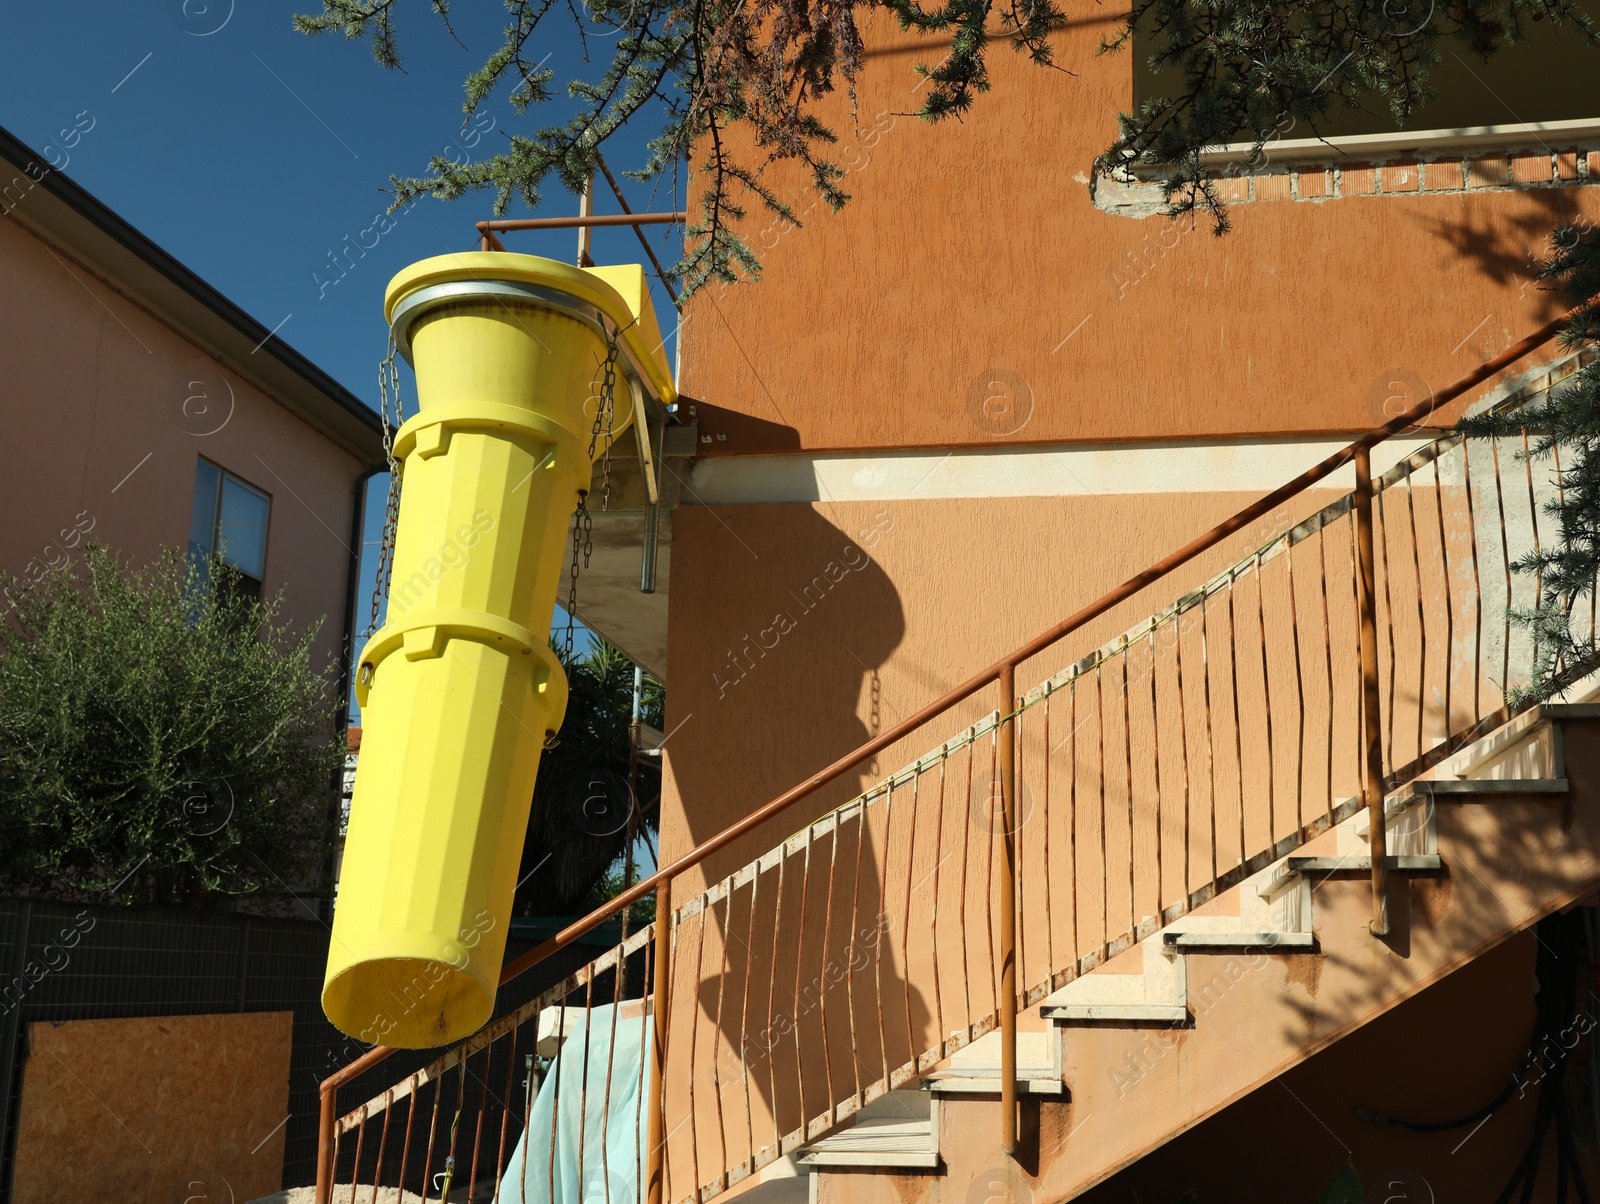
[682,397,804,454]
[1416,186,1582,322]
[665,492,924,1182]
[673,494,907,857]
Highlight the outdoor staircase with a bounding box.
[740,700,1600,1204]
[319,337,1600,1204]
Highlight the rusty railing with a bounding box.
[316,315,1589,1204]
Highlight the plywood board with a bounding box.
[11,1011,293,1204]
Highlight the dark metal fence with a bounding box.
[0,898,593,1200]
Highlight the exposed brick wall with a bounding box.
[1099,146,1600,215]
[1213,148,1588,205]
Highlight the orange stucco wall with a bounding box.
[659,487,1359,888]
[1077,930,1581,1203]
[656,1,1593,978]
[659,8,1600,869]
[677,14,1600,454]
[0,213,365,673]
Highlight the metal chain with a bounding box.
[590,321,620,512]
[563,322,622,656]
[368,338,404,640]
[564,502,585,659]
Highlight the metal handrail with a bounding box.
[315,310,1573,1202]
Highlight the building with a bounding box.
[325,19,1600,1204]
[0,121,385,1204]
[0,123,384,686]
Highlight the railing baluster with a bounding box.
[985,726,999,1016]
[1434,455,1454,738]
[1147,629,1163,925]
[1227,570,1246,871]
[637,933,652,1204]
[1286,534,1306,831]
[1524,430,1544,675]
[875,780,894,1091]
[766,838,787,1149]
[902,770,919,1079]
[1200,591,1217,888]
[1067,677,1080,978]
[646,902,670,1204]
[468,1046,489,1204]
[794,827,813,1134]
[1554,443,1570,681]
[1461,438,1485,722]
[318,1088,340,1204]
[367,1091,391,1204]
[1013,712,1026,999]
[443,1061,467,1204]
[1042,686,1056,979]
[1255,552,1276,845]
[602,932,625,1204]
[688,904,706,1195]
[1318,523,1335,812]
[1377,487,1397,766]
[819,808,839,1119]
[1174,605,1192,914]
[546,995,565,1204]
[1347,516,1364,795]
[958,740,974,1044]
[491,1020,517,1204]
[1122,653,1135,936]
[397,1089,417,1204]
[740,867,760,1164]
[930,753,948,1043]
[1354,445,1390,936]
[1490,437,1513,700]
[420,1068,443,1204]
[712,895,729,1187]
[1405,461,1426,763]
[997,663,1018,1155]
[346,1105,365,1204]
[1097,663,1109,961]
[848,782,868,1097]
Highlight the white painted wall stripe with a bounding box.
[684,435,1438,504]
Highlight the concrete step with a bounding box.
[1257,853,1444,898]
[924,1069,1068,1095]
[924,1029,1065,1096]
[1039,933,1188,1026]
[797,1091,940,1169]
[797,1117,939,1167]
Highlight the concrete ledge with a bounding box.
[924,1073,1067,1097]
[1164,931,1316,951]
[1421,778,1569,795]
[1041,1002,1190,1026]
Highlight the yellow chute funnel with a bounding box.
[324,253,674,1048]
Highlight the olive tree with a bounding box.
[0,546,345,907]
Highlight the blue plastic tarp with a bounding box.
[498,1005,654,1204]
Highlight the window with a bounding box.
[188,459,271,601]
[1136,19,1600,143]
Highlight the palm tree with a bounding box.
[511,638,663,917]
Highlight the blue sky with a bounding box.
[0,2,683,707]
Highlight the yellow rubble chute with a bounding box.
[323,253,674,1049]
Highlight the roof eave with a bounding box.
[0,124,384,468]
